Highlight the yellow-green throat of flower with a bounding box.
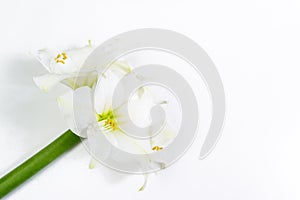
[96,109,119,131]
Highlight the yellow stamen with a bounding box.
[104,119,118,131]
[54,52,68,64]
[96,110,119,131]
[56,60,65,64]
[152,146,163,151]
[62,52,67,60]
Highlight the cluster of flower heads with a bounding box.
[33,41,176,190]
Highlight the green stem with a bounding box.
[0,130,81,198]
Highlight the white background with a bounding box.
[0,0,300,199]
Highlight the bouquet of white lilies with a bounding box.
[0,29,225,198]
[0,41,176,197]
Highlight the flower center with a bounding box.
[54,52,68,64]
[96,109,119,131]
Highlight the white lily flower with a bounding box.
[57,61,177,190]
[94,68,177,153]
[33,41,98,92]
[57,63,176,150]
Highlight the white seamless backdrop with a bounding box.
[0,0,299,199]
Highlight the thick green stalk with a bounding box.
[0,129,81,198]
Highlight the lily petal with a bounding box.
[35,48,57,72]
[51,45,95,74]
[104,129,149,155]
[150,124,177,149]
[64,44,95,69]
[61,71,98,90]
[57,91,77,135]
[86,123,112,160]
[73,87,96,138]
[33,74,68,92]
[94,70,121,114]
[57,86,95,138]
[108,61,132,78]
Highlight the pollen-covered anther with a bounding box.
[152,146,163,151]
[104,119,118,131]
[61,52,68,60]
[54,52,68,64]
